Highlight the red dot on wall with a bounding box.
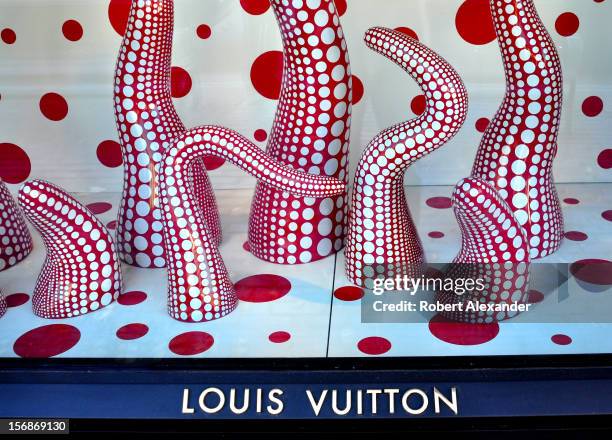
[411,94,426,115]
[394,27,419,41]
[13,324,81,358]
[1,28,17,44]
[235,274,291,303]
[86,202,113,215]
[250,51,284,100]
[197,24,212,40]
[352,75,364,105]
[39,93,69,121]
[240,0,271,15]
[96,140,123,168]
[269,331,291,343]
[171,66,192,98]
[116,323,149,340]
[335,0,348,16]
[582,96,604,117]
[429,314,499,345]
[358,337,392,355]
[598,149,612,169]
[169,331,214,356]
[603,210,612,222]
[254,129,268,142]
[108,0,131,36]
[551,334,572,345]
[202,156,225,171]
[555,12,580,37]
[475,117,490,133]
[455,0,496,45]
[426,196,452,209]
[334,286,365,301]
[0,143,31,184]
[5,293,30,308]
[62,20,83,41]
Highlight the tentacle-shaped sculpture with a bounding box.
[18,180,123,319]
[436,178,530,323]
[471,0,564,259]
[0,178,33,271]
[345,27,468,288]
[0,291,6,318]
[248,0,352,265]
[114,0,219,269]
[160,126,346,322]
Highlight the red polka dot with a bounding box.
[334,286,364,301]
[254,129,268,142]
[96,140,123,168]
[358,337,391,356]
[202,155,225,171]
[107,220,117,230]
[240,0,270,15]
[570,259,612,286]
[410,94,426,115]
[86,202,112,215]
[62,20,83,41]
[39,92,68,121]
[455,0,496,45]
[171,66,192,98]
[527,289,544,304]
[117,290,147,306]
[269,331,291,343]
[428,231,445,239]
[394,27,419,41]
[13,324,80,358]
[475,117,490,133]
[555,12,579,37]
[564,198,580,205]
[108,0,131,36]
[564,231,588,241]
[429,314,499,345]
[426,196,452,209]
[597,149,612,169]
[603,210,612,222]
[0,143,31,184]
[250,51,284,100]
[335,0,347,16]
[582,96,604,117]
[169,331,214,356]
[116,323,149,340]
[1,28,16,44]
[5,293,29,308]
[235,274,291,303]
[243,241,251,252]
[196,24,211,40]
[551,334,572,345]
[352,75,364,105]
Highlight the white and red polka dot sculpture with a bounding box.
[0,292,6,319]
[114,0,218,269]
[345,27,468,288]
[471,0,564,259]
[436,178,530,323]
[160,126,346,322]
[248,0,352,265]
[0,178,33,272]
[18,180,123,319]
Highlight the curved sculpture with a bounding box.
[0,291,6,318]
[436,178,530,323]
[18,180,123,319]
[0,178,33,272]
[471,0,564,259]
[345,27,468,288]
[248,0,352,265]
[160,126,346,322]
[114,0,219,269]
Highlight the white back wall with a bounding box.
[0,0,610,193]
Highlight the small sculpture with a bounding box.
[345,27,468,288]
[18,180,123,319]
[0,178,33,272]
[0,291,6,318]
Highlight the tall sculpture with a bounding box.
[18,180,123,319]
[113,0,219,269]
[160,126,346,322]
[0,178,33,272]
[0,292,6,318]
[472,0,564,259]
[345,27,468,288]
[248,0,352,265]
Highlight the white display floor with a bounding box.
[0,184,610,358]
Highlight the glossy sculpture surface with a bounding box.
[0,178,33,272]
[160,126,346,322]
[248,0,352,265]
[114,0,218,269]
[436,178,530,323]
[345,27,468,288]
[471,0,564,259]
[18,180,123,319]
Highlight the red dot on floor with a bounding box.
[243,241,251,252]
[254,129,268,142]
[597,149,612,169]
[352,75,364,105]
[335,0,347,16]
[240,0,271,15]
[0,143,31,184]
[570,259,612,286]
[564,231,588,242]
[13,324,81,358]
[39,92,68,121]
[171,66,192,98]
[555,12,580,37]
[117,290,147,306]
[116,323,149,340]
[394,26,419,41]
[428,231,445,239]
[196,24,212,40]
[455,0,496,45]
[250,51,284,100]
[5,293,30,308]
[1,28,16,44]
[582,96,604,117]
[202,155,225,171]
[429,314,499,345]
[269,331,291,343]
[426,196,452,209]
[86,202,112,215]
[334,286,364,301]
[107,220,117,230]
[475,117,490,133]
[411,94,426,115]
[603,210,612,222]
[551,334,572,345]
[563,198,580,205]
[97,140,123,168]
[358,336,392,356]
[108,0,131,36]
[62,19,83,41]
[235,274,291,303]
[169,331,214,356]
[527,289,545,304]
